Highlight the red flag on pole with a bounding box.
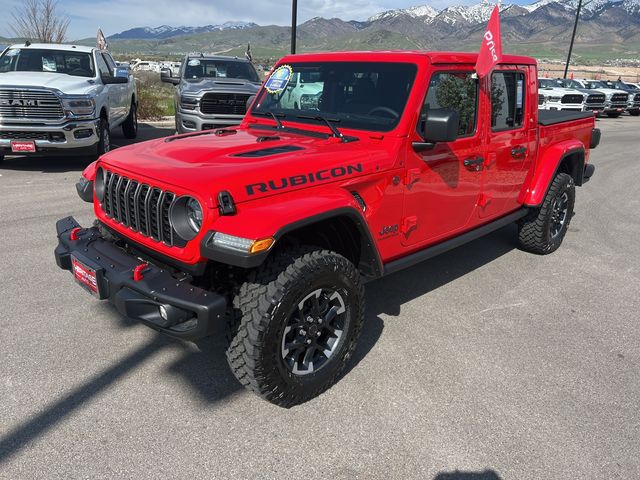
[475,5,502,78]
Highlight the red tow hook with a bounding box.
[69,227,82,241]
[133,263,149,282]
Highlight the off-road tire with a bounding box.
[629,110,640,117]
[607,112,621,118]
[0,152,4,164]
[121,101,138,139]
[517,172,575,254]
[226,246,365,407]
[96,116,110,157]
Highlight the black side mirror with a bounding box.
[413,108,459,151]
[161,68,180,85]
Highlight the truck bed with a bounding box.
[538,110,595,126]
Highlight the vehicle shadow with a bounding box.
[434,469,502,480]
[0,225,517,462]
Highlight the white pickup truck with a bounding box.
[0,43,137,163]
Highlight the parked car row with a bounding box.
[538,77,640,118]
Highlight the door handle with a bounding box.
[511,146,527,157]
[463,156,484,170]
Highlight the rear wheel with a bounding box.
[121,100,138,139]
[226,246,364,407]
[517,172,575,255]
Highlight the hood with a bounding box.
[539,87,584,97]
[0,71,98,95]
[180,78,261,97]
[99,127,388,207]
[594,88,629,97]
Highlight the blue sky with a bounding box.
[2,0,535,40]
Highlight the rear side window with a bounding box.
[491,71,525,131]
[422,71,478,136]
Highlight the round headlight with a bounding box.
[170,196,203,241]
[95,167,105,202]
[186,198,203,232]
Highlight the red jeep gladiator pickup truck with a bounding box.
[55,51,599,407]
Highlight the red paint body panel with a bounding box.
[87,51,595,270]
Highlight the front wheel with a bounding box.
[629,110,640,117]
[121,101,138,139]
[226,247,364,407]
[96,117,110,157]
[607,112,621,118]
[517,172,575,255]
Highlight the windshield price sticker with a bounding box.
[265,65,293,94]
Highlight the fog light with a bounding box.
[74,129,94,139]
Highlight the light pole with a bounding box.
[291,0,297,54]
[564,0,591,79]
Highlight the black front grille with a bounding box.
[634,93,640,102]
[101,170,185,247]
[586,94,605,104]
[0,131,64,141]
[561,94,583,104]
[200,93,250,115]
[612,93,628,103]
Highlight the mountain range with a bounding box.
[38,0,640,62]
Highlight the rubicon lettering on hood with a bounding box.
[245,163,363,195]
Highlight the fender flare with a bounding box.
[522,141,585,206]
[200,191,383,278]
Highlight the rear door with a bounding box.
[402,69,484,247]
[479,67,534,219]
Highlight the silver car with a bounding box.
[162,55,262,133]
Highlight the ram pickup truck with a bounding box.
[602,80,640,116]
[55,51,599,407]
[556,78,607,116]
[161,54,261,133]
[565,79,629,118]
[537,78,585,112]
[0,43,137,163]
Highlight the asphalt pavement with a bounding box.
[0,118,639,479]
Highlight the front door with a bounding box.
[402,70,484,247]
[480,68,534,219]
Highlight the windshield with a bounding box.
[538,79,559,88]
[183,58,260,82]
[586,81,606,89]
[252,61,418,133]
[0,48,95,77]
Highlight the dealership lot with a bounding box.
[1,117,639,479]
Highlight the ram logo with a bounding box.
[0,99,39,107]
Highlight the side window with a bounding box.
[102,53,116,71]
[491,71,525,131]
[95,53,111,78]
[422,72,478,137]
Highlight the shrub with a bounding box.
[134,71,175,121]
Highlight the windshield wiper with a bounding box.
[253,110,285,129]
[295,114,357,143]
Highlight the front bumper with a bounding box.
[54,217,227,341]
[604,102,627,113]
[176,110,244,133]
[0,118,100,154]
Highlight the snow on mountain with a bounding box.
[110,22,258,40]
[405,5,439,19]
